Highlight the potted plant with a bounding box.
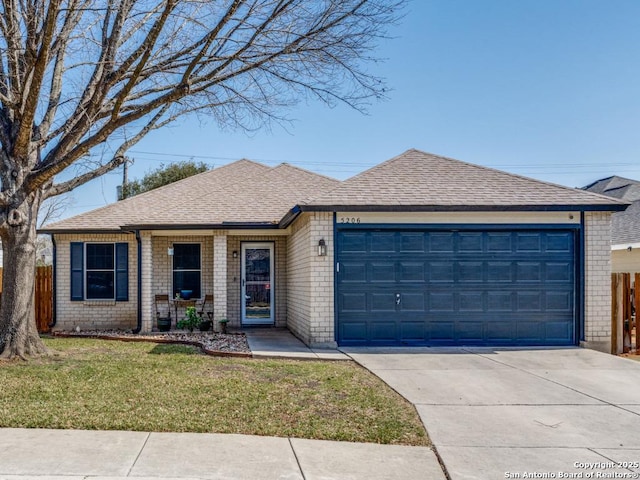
[218,317,229,334]
[177,306,200,332]
[199,319,212,332]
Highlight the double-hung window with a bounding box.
[71,242,128,301]
[173,243,201,298]
[86,244,115,299]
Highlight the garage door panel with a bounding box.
[430,262,454,282]
[399,262,425,282]
[370,262,395,282]
[429,292,455,311]
[545,321,573,342]
[487,262,512,282]
[459,232,484,252]
[430,321,455,341]
[341,322,368,343]
[400,292,426,311]
[371,322,397,341]
[340,262,367,283]
[400,322,426,342]
[459,262,484,282]
[339,292,367,312]
[370,232,395,252]
[517,291,542,311]
[400,232,425,252]
[516,262,542,282]
[546,291,572,312]
[486,321,516,341]
[516,233,542,252]
[459,292,484,311]
[337,229,576,346]
[456,321,484,341]
[546,233,573,252]
[371,293,396,312]
[429,233,455,252]
[546,262,572,282]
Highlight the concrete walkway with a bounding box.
[0,428,443,480]
[245,328,350,361]
[344,346,640,480]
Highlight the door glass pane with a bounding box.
[245,284,271,318]
[246,249,270,282]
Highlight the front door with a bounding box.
[241,242,275,325]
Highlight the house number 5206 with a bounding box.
[339,217,361,224]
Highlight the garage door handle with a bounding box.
[396,293,401,305]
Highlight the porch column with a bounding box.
[213,234,228,325]
[140,231,153,333]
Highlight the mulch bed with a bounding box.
[52,330,252,358]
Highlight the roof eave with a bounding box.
[298,204,630,213]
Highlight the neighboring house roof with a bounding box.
[42,149,627,234]
[583,176,640,246]
[42,160,340,232]
[302,149,627,211]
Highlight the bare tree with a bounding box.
[0,0,403,359]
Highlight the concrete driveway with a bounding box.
[343,347,640,480]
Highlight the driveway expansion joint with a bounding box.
[126,431,151,477]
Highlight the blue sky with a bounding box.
[61,0,640,220]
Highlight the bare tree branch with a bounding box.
[46,154,127,198]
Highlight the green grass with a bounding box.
[0,337,428,446]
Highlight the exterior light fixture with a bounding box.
[233,251,238,258]
[168,247,174,256]
[318,239,327,257]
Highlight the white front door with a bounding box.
[241,242,275,325]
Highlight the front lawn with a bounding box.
[0,337,428,446]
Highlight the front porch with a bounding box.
[140,231,288,333]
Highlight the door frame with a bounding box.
[241,241,275,326]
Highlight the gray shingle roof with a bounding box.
[43,149,627,233]
[303,149,628,210]
[583,176,640,245]
[43,160,340,232]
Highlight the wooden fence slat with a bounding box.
[632,273,640,352]
[0,265,52,333]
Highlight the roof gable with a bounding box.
[43,159,338,232]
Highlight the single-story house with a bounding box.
[583,176,640,275]
[41,149,628,352]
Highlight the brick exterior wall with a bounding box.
[53,233,138,331]
[286,212,335,348]
[226,236,287,328]
[583,211,613,352]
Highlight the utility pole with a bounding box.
[118,157,133,200]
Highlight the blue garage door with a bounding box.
[336,228,577,346]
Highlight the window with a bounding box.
[70,242,128,301]
[173,243,201,298]
[86,244,115,299]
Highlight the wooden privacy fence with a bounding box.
[611,273,640,354]
[0,266,53,333]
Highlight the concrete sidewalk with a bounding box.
[244,328,349,361]
[0,428,443,480]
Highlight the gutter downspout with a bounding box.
[48,234,57,329]
[133,230,142,333]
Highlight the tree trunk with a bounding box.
[0,196,49,360]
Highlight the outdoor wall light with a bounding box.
[167,247,174,256]
[318,239,327,257]
[233,250,238,258]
